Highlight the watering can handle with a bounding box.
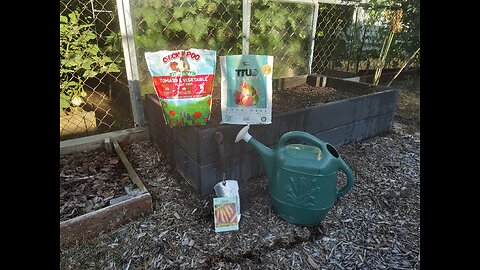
[278,131,354,198]
[277,131,329,154]
[337,158,355,198]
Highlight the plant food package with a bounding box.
[145,49,216,127]
[220,55,273,125]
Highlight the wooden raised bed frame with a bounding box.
[60,128,153,248]
[146,75,399,196]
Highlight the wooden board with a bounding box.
[60,126,149,155]
[60,193,153,248]
[112,139,148,193]
[60,132,153,248]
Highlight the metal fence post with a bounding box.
[308,2,319,74]
[242,0,252,55]
[116,0,145,127]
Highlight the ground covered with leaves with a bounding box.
[60,150,131,221]
[60,77,420,269]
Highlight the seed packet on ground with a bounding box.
[213,196,239,233]
[145,49,216,127]
[220,55,273,125]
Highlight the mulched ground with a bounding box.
[60,81,420,269]
[60,150,131,222]
[60,128,419,269]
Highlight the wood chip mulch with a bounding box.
[60,124,420,269]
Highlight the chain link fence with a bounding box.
[130,0,356,102]
[60,0,134,140]
[130,0,244,99]
[327,2,420,75]
[60,0,417,140]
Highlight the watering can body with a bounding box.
[236,126,354,225]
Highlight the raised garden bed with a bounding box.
[60,133,153,247]
[322,68,420,84]
[146,75,399,196]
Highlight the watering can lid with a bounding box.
[284,144,323,160]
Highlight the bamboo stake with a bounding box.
[373,31,395,85]
[387,48,420,87]
[373,9,403,85]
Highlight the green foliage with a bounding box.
[130,0,418,90]
[131,0,317,86]
[313,3,353,73]
[334,0,420,72]
[250,0,313,77]
[60,10,120,115]
[132,0,242,95]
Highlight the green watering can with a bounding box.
[235,125,355,225]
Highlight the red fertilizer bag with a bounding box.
[145,49,216,127]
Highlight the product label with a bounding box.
[145,49,216,127]
[146,49,216,99]
[213,196,239,233]
[220,55,273,125]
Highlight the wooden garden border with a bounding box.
[60,126,149,155]
[60,127,153,248]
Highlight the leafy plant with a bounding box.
[333,0,419,73]
[60,10,120,116]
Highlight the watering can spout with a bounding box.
[235,125,275,178]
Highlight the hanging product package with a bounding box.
[220,55,273,125]
[145,49,216,127]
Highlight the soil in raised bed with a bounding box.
[172,84,358,127]
[271,84,358,113]
[60,148,132,222]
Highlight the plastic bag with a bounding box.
[220,55,273,125]
[145,49,216,127]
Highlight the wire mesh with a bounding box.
[60,0,417,140]
[312,2,354,74]
[129,0,353,96]
[327,3,420,74]
[60,0,134,140]
[129,0,244,98]
[249,0,315,78]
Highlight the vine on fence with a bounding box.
[60,10,120,116]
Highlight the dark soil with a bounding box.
[271,84,357,112]
[60,149,131,222]
[205,84,358,126]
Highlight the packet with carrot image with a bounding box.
[213,196,239,233]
